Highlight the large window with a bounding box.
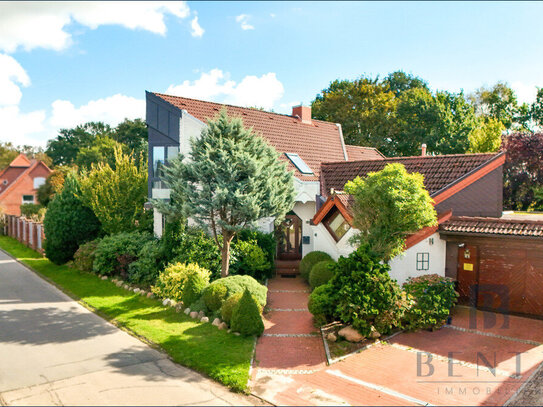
[153,146,165,178]
[416,252,430,271]
[323,209,350,242]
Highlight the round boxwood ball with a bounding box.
[309,260,335,290]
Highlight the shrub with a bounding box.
[230,239,271,281]
[203,283,228,312]
[173,227,222,281]
[234,229,275,277]
[403,274,459,331]
[231,289,265,336]
[308,284,336,327]
[201,275,267,311]
[309,260,335,290]
[127,239,167,286]
[299,251,333,282]
[93,231,153,278]
[220,292,243,325]
[221,292,263,326]
[328,245,407,337]
[73,239,101,272]
[152,262,210,304]
[43,173,101,264]
[189,296,208,314]
[20,203,46,221]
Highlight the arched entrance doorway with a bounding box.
[277,212,303,261]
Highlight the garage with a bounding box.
[440,216,543,317]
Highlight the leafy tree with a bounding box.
[112,118,148,158]
[502,132,543,210]
[43,172,101,264]
[383,70,428,97]
[0,142,18,169]
[37,166,71,207]
[158,110,295,277]
[46,122,112,167]
[344,163,437,261]
[469,82,518,129]
[79,146,148,235]
[0,142,52,169]
[468,117,504,153]
[75,135,124,170]
[530,88,543,128]
[311,77,396,154]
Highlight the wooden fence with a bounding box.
[2,214,45,254]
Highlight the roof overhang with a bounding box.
[312,194,353,225]
[405,210,452,249]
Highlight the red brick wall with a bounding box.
[0,163,51,216]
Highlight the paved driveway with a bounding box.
[252,304,543,406]
[0,249,255,406]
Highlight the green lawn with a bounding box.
[0,236,254,392]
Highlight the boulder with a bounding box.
[175,303,184,312]
[134,288,141,294]
[200,316,209,323]
[101,276,108,280]
[190,311,199,319]
[197,311,205,319]
[123,284,129,290]
[338,326,365,343]
[184,307,191,315]
[212,318,221,327]
[233,332,241,336]
[162,299,171,307]
[115,281,123,287]
[146,292,155,299]
[369,326,381,339]
[170,300,177,307]
[327,333,337,342]
[218,322,228,330]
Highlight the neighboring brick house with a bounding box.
[0,154,52,216]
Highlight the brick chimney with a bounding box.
[292,105,312,124]
[421,143,427,157]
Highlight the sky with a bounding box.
[2,1,543,147]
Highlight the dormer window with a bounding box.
[323,209,350,242]
[285,152,313,175]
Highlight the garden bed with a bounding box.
[0,236,254,392]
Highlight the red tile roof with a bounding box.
[439,216,543,239]
[153,93,380,181]
[321,153,502,197]
[345,145,385,161]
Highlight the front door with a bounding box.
[457,245,479,305]
[277,214,302,260]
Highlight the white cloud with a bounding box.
[0,105,46,146]
[49,94,145,130]
[0,1,192,52]
[0,53,30,106]
[235,14,254,30]
[166,69,284,110]
[190,16,204,38]
[511,81,539,105]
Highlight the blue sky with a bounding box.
[1,1,543,146]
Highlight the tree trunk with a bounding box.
[220,233,234,277]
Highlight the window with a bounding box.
[22,195,34,204]
[323,209,350,242]
[284,152,313,175]
[33,177,45,189]
[153,146,165,177]
[416,252,430,271]
[167,146,179,161]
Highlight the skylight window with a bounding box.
[285,153,313,175]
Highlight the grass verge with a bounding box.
[0,235,253,392]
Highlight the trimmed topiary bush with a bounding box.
[93,231,153,278]
[203,283,228,312]
[43,173,101,264]
[308,284,336,327]
[152,262,210,304]
[73,239,101,272]
[230,289,264,336]
[327,244,407,337]
[299,251,333,282]
[309,260,335,290]
[220,292,243,325]
[201,275,267,311]
[403,274,459,331]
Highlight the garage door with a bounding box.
[476,245,543,316]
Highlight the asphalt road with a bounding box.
[0,249,257,406]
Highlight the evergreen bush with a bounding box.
[220,292,243,325]
[73,239,101,272]
[201,275,267,311]
[203,283,228,312]
[230,239,271,281]
[43,173,101,264]
[152,262,210,303]
[230,289,264,336]
[309,260,335,290]
[127,240,165,286]
[299,251,333,282]
[308,284,336,327]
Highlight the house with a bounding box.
[146,92,543,318]
[0,154,51,216]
